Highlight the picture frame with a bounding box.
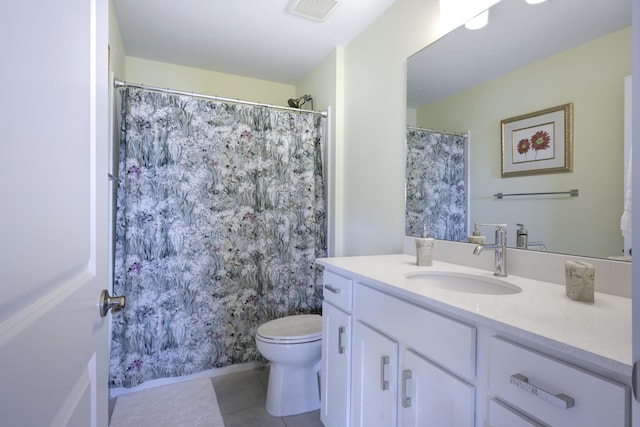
[501,103,573,178]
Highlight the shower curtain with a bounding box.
[405,127,467,241]
[110,88,327,388]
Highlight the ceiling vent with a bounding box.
[287,0,340,22]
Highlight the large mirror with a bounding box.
[406,0,632,259]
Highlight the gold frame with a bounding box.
[501,103,573,178]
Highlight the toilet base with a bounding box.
[265,361,321,417]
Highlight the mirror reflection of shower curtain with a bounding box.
[405,127,468,241]
[110,87,327,388]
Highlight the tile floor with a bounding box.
[211,367,324,427]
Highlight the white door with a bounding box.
[0,0,111,426]
[352,321,398,427]
[321,301,352,427]
[633,1,640,426]
[400,349,474,427]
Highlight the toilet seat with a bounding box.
[256,314,322,344]
[255,313,323,416]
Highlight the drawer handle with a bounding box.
[380,355,390,391]
[401,369,412,408]
[324,284,342,294]
[337,326,346,354]
[510,373,575,409]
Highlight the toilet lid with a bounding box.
[257,314,322,341]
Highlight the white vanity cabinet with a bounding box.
[317,256,631,427]
[321,270,353,427]
[351,322,476,427]
[351,282,476,427]
[488,336,629,427]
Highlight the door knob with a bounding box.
[99,289,126,317]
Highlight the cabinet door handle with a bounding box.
[324,284,341,294]
[401,369,412,408]
[380,355,390,391]
[510,373,575,409]
[337,326,346,354]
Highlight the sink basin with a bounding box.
[405,271,522,295]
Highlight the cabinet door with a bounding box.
[321,302,352,427]
[400,350,475,427]
[352,321,398,427]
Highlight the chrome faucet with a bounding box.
[472,223,508,277]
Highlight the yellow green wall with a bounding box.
[124,57,295,107]
[333,0,440,255]
[416,27,631,257]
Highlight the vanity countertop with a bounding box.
[316,254,631,377]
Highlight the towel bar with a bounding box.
[493,189,578,199]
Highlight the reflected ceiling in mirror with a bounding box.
[406,0,631,260]
[408,0,630,109]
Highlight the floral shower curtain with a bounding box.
[405,127,467,241]
[110,88,327,388]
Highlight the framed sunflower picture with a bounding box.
[501,103,573,177]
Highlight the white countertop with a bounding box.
[316,254,632,377]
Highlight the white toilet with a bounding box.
[255,314,322,417]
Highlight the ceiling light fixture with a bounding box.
[525,0,547,4]
[464,10,489,30]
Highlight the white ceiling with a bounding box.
[407,0,632,109]
[113,0,397,85]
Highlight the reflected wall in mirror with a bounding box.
[406,0,632,259]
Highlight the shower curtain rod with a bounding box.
[114,79,327,117]
[407,125,467,137]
